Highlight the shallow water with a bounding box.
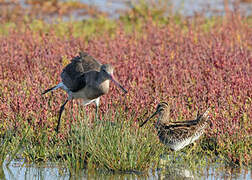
[79,0,252,17]
[1,159,251,180]
[19,0,252,19]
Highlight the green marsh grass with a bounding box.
[0,127,29,166]
[58,107,165,173]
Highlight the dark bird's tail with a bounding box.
[42,85,57,95]
[42,82,69,95]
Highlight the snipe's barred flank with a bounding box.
[140,102,210,151]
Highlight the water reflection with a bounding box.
[2,161,69,180]
[157,166,195,179]
[0,165,5,180]
[1,160,251,180]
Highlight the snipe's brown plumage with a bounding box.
[42,52,127,132]
[140,102,210,151]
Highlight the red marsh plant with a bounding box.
[0,13,251,167]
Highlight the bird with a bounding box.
[140,102,210,151]
[42,52,127,132]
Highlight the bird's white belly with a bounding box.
[82,98,98,106]
[166,132,204,151]
[69,88,99,106]
[168,138,193,151]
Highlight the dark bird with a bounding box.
[42,52,127,132]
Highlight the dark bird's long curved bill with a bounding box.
[140,110,159,127]
[111,77,127,94]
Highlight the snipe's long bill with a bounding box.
[140,102,210,151]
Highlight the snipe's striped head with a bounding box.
[156,102,169,112]
[140,102,169,127]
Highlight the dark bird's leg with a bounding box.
[95,98,100,120]
[95,105,99,118]
[56,99,69,133]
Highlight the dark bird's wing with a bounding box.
[61,52,102,91]
[70,73,87,92]
[77,52,102,72]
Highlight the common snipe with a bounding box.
[140,102,210,151]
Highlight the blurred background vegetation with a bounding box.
[0,0,251,22]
